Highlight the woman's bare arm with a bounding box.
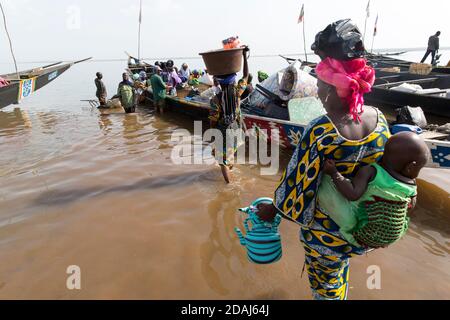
[242,46,250,82]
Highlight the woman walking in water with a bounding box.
[209,46,250,184]
[256,20,391,300]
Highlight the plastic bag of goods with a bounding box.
[247,60,318,111]
[223,36,241,49]
[288,97,326,125]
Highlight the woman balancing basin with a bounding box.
[200,45,250,184]
[252,19,404,300]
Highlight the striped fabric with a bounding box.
[235,198,283,264]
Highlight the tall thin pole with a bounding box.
[371,14,378,54]
[0,1,19,79]
[138,0,142,61]
[303,15,308,62]
[363,0,370,44]
[298,4,307,62]
[370,35,375,54]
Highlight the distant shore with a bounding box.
[1,47,449,65]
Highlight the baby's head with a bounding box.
[382,132,429,179]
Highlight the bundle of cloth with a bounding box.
[245,61,318,119]
[0,76,10,88]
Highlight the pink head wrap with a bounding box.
[315,57,375,121]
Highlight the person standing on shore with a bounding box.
[209,46,250,184]
[421,31,441,65]
[113,73,136,113]
[94,72,107,106]
[150,66,169,114]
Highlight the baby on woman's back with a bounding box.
[321,131,430,249]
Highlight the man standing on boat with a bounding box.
[94,72,107,106]
[150,66,169,114]
[113,73,136,114]
[421,31,440,65]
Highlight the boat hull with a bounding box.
[144,83,450,169]
[1,63,72,110]
[366,87,450,118]
[242,113,450,169]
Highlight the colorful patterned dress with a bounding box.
[274,108,391,300]
[209,82,246,166]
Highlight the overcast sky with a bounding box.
[0,0,448,63]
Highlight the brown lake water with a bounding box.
[0,60,449,299]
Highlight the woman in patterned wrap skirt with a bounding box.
[255,20,391,300]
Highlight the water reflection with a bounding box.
[408,179,450,257]
[200,187,246,296]
[0,108,32,138]
[36,111,59,135]
[98,114,113,134]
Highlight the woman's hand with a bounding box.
[323,159,338,175]
[256,203,277,222]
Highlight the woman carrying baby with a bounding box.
[256,20,392,300]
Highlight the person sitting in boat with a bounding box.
[188,70,201,86]
[321,131,429,249]
[112,73,136,114]
[159,62,170,83]
[254,19,392,300]
[94,72,107,106]
[139,71,147,82]
[240,73,254,100]
[179,63,191,83]
[257,71,269,83]
[209,46,250,184]
[150,66,170,114]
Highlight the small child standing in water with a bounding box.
[321,131,430,249]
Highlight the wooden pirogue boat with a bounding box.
[144,82,450,170]
[280,55,450,119]
[281,54,450,75]
[366,53,450,74]
[0,57,92,110]
[366,70,450,118]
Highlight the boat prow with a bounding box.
[0,57,92,110]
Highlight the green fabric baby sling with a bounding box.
[317,163,417,249]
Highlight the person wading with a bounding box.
[113,73,136,114]
[150,66,170,114]
[94,72,107,107]
[209,46,250,184]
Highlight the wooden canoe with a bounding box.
[0,57,92,110]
